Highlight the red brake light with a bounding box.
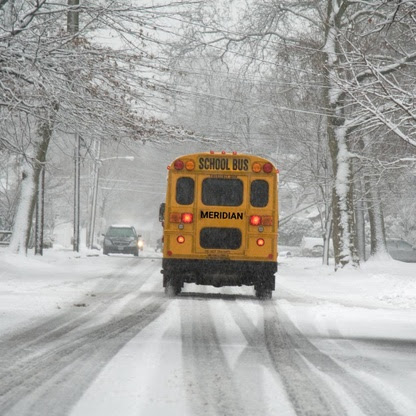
[257,238,265,247]
[181,213,193,223]
[250,215,261,226]
[263,163,273,173]
[174,159,184,170]
[177,235,185,244]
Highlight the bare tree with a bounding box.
[170,0,416,268]
[1,0,199,254]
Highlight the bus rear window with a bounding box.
[250,180,269,207]
[200,228,242,249]
[176,177,194,205]
[202,178,243,206]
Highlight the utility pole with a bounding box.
[68,0,81,252]
[35,165,45,255]
[73,134,81,252]
[88,141,101,249]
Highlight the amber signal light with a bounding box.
[185,160,195,171]
[177,235,185,244]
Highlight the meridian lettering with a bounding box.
[200,210,243,220]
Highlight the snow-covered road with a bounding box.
[0,252,415,415]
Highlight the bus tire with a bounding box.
[165,274,182,297]
[255,274,274,300]
[255,287,272,300]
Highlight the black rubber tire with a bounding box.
[255,288,272,300]
[254,274,274,300]
[164,274,182,297]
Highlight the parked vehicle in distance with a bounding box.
[102,225,140,256]
[300,237,333,257]
[386,238,416,263]
[138,238,144,251]
[155,237,163,252]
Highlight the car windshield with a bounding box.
[107,228,135,238]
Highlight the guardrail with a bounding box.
[0,230,12,246]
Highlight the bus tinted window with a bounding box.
[176,177,194,205]
[250,180,269,207]
[202,178,243,206]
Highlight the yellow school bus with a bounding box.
[160,151,279,299]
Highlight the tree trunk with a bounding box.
[365,174,387,257]
[323,0,359,269]
[355,174,367,261]
[323,209,332,266]
[8,107,58,255]
[8,162,36,254]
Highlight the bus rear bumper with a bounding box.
[162,258,277,288]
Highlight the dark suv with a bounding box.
[102,225,140,256]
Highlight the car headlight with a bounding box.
[104,238,112,245]
[138,240,144,248]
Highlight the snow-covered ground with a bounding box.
[0,246,415,415]
[2,247,414,333]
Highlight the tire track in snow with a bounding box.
[264,303,401,416]
[180,297,248,416]
[225,299,296,416]
[0,259,154,360]
[0,260,168,416]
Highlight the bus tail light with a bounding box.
[256,238,265,247]
[177,235,185,244]
[250,215,273,226]
[181,213,193,223]
[250,215,261,226]
[170,212,193,223]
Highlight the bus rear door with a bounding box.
[195,174,247,259]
